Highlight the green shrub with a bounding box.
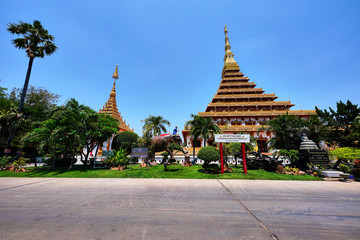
[198,146,220,167]
[44,157,73,168]
[278,149,299,163]
[339,163,350,173]
[0,156,13,170]
[12,157,29,168]
[103,148,130,168]
[328,147,360,162]
[353,160,360,180]
[111,131,139,154]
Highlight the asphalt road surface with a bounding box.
[0,178,359,240]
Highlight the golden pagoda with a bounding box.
[99,64,133,152]
[182,26,316,152]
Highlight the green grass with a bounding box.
[0,164,321,180]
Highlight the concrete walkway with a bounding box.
[0,178,359,240]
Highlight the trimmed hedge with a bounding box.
[198,146,220,165]
[111,131,139,153]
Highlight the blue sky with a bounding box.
[1,0,359,136]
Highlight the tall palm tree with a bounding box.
[261,113,305,150]
[6,20,57,150]
[143,115,170,137]
[185,114,220,160]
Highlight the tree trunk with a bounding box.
[19,57,34,112]
[92,143,101,167]
[68,156,74,170]
[6,57,34,153]
[80,152,85,165]
[192,136,198,163]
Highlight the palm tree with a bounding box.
[143,115,170,137]
[6,20,57,150]
[261,113,306,150]
[185,114,220,160]
[199,117,221,146]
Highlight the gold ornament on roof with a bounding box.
[112,64,119,79]
[223,25,240,75]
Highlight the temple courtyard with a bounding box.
[0,178,359,240]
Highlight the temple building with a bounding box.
[182,26,316,152]
[98,65,133,153]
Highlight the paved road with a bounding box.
[0,178,359,240]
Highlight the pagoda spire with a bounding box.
[224,25,232,55]
[223,25,240,74]
[112,64,119,79]
[99,64,133,133]
[110,64,119,97]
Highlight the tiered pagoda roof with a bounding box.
[99,65,133,132]
[198,26,316,132]
[182,26,316,146]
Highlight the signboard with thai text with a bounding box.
[131,148,149,157]
[215,134,250,143]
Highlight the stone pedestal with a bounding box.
[297,136,330,170]
[298,149,330,169]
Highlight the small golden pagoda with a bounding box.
[99,65,133,153]
[182,26,316,152]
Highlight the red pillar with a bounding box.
[220,143,224,174]
[242,143,247,174]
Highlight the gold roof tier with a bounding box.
[219,82,255,86]
[222,76,250,81]
[183,125,265,132]
[207,101,294,107]
[217,88,265,94]
[199,110,316,117]
[223,71,244,77]
[213,93,277,99]
[99,64,133,133]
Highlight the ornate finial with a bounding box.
[224,25,231,52]
[110,79,116,97]
[112,64,119,79]
[222,25,240,74]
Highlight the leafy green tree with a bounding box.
[0,84,11,111]
[316,100,360,147]
[6,20,57,149]
[303,115,329,147]
[78,110,119,165]
[142,115,170,137]
[1,86,60,154]
[0,105,25,148]
[111,131,139,154]
[185,114,221,160]
[185,114,202,161]
[90,113,119,156]
[186,115,220,147]
[23,98,118,169]
[23,118,57,169]
[161,143,184,171]
[261,113,306,150]
[9,85,59,123]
